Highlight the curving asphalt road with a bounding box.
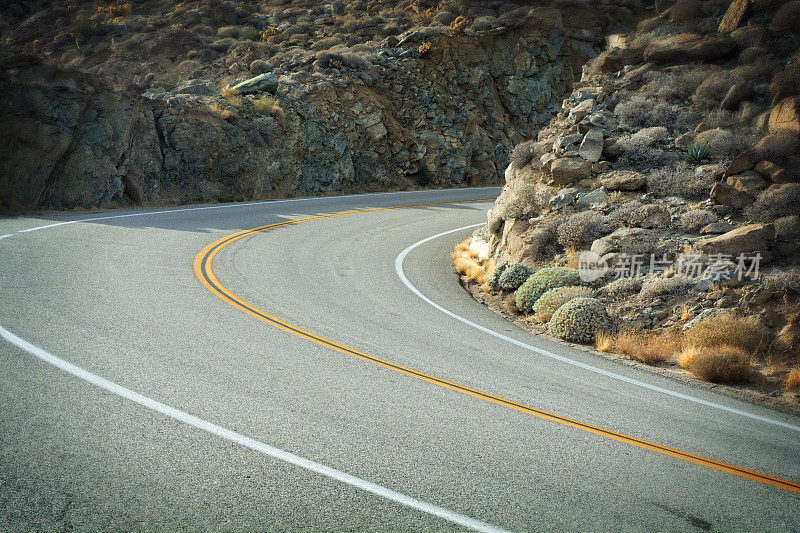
[1,188,799,532]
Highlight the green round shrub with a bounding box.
[497,263,533,290]
[548,297,612,344]
[486,262,508,291]
[514,267,581,313]
[532,286,596,322]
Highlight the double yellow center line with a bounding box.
[193,200,800,494]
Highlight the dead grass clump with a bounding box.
[595,331,613,352]
[785,367,800,390]
[684,314,772,355]
[603,331,679,364]
[252,94,285,126]
[451,239,493,286]
[680,345,752,383]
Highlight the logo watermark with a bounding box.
[578,252,762,282]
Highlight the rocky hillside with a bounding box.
[459,0,800,403]
[0,0,642,211]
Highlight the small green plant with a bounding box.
[242,29,261,41]
[548,297,612,344]
[486,262,509,291]
[532,286,595,322]
[497,263,533,290]
[686,141,710,163]
[515,267,581,313]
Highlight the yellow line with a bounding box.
[193,199,800,495]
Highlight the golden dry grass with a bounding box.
[786,367,800,390]
[451,239,493,288]
[601,330,679,364]
[677,346,697,369]
[684,314,771,355]
[679,345,752,384]
[595,331,613,352]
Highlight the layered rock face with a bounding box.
[1,8,588,211]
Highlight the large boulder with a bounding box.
[225,72,279,95]
[723,149,758,177]
[599,170,647,191]
[710,182,753,209]
[578,130,604,162]
[643,33,737,64]
[718,0,753,33]
[596,45,645,73]
[720,82,753,111]
[768,96,800,134]
[175,78,218,96]
[695,223,775,255]
[754,160,794,183]
[726,171,768,195]
[550,157,590,186]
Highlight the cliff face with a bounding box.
[1,6,611,211]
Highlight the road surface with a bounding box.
[1,188,798,531]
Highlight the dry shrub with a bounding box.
[609,331,679,364]
[681,209,718,232]
[753,132,800,166]
[509,140,538,169]
[647,163,712,201]
[557,211,606,249]
[595,331,614,352]
[614,97,676,129]
[692,73,734,109]
[684,314,772,355]
[785,367,800,390]
[680,345,752,383]
[645,66,713,102]
[451,239,493,285]
[694,128,748,158]
[771,1,800,33]
[763,267,800,294]
[639,277,691,300]
[743,183,800,222]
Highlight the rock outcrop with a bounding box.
[1,5,616,212]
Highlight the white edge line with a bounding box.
[0,325,507,533]
[394,223,800,433]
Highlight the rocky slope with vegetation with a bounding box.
[0,0,641,211]
[454,0,800,409]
